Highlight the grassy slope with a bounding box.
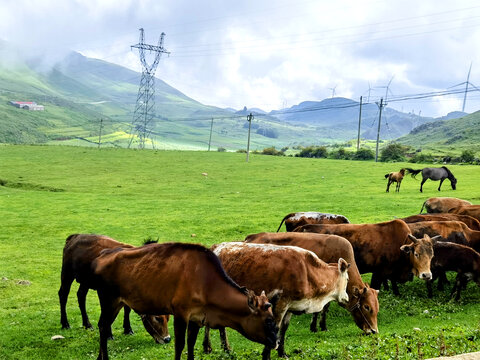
[397,111,480,155]
[1,145,480,359]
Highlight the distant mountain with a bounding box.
[396,111,480,153]
[270,97,435,140]
[0,40,465,150]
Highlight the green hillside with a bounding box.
[396,111,480,156]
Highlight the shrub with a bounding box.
[353,148,375,160]
[329,147,351,160]
[217,147,226,152]
[461,150,475,163]
[261,147,284,156]
[296,146,328,158]
[380,143,409,162]
[409,152,434,163]
[256,128,279,139]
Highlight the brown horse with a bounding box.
[385,168,405,193]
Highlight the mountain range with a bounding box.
[0,40,476,152]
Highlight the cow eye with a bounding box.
[363,305,370,312]
[415,253,419,258]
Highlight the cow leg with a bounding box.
[396,181,401,192]
[309,313,319,333]
[97,293,123,360]
[277,312,292,358]
[174,317,188,360]
[319,302,330,331]
[437,271,448,291]
[219,327,231,352]
[122,306,134,335]
[370,272,382,290]
[187,321,200,360]
[202,326,212,354]
[77,283,92,329]
[58,270,74,330]
[386,180,391,192]
[426,279,433,298]
[438,178,445,191]
[391,280,400,296]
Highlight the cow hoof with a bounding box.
[203,346,212,354]
[124,329,134,335]
[61,324,70,330]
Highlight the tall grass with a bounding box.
[1,145,479,359]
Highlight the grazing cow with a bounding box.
[419,197,472,214]
[58,234,170,344]
[244,232,379,335]
[448,205,480,222]
[402,213,480,231]
[205,242,349,360]
[427,242,480,300]
[93,242,278,360]
[406,220,480,252]
[385,168,405,193]
[294,219,435,295]
[276,212,350,232]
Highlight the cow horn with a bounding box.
[407,234,418,243]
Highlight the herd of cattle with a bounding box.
[59,196,480,360]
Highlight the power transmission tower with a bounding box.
[246,113,254,162]
[128,28,169,149]
[356,96,363,151]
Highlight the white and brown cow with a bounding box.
[276,212,350,232]
[244,232,379,335]
[204,242,349,360]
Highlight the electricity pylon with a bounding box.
[128,28,169,149]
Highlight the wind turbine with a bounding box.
[449,63,479,112]
[328,85,337,98]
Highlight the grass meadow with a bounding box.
[1,145,480,360]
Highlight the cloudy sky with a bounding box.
[2,0,480,117]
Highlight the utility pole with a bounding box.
[462,62,472,112]
[375,98,385,162]
[128,28,169,149]
[246,113,253,162]
[208,117,214,151]
[98,118,103,148]
[356,96,363,151]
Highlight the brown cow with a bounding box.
[93,242,279,360]
[206,242,349,360]
[294,219,435,295]
[427,241,480,300]
[385,168,405,192]
[406,220,480,252]
[244,232,379,335]
[276,212,350,232]
[420,197,472,214]
[402,213,480,231]
[449,205,480,222]
[58,234,170,344]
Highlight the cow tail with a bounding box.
[419,201,427,214]
[384,173,390,179]
[276,216,288,232]
[405,168,422,179]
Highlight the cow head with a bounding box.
[244,290,279,350]
[140,314,171,344]
[400,234,435,280]
[336,258,350,305]
[350,284,379,335]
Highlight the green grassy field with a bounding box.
[1,145,480,360]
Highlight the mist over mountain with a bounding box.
[0,41,470,150]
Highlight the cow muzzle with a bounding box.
[419,272,432,280]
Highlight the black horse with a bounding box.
[405,166,457,192]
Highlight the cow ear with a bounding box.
[362,286,368,295]
[247,290,258,311]
[352,286,360,297]
[338,258,350,273]
[407,234,418,243]
[400,244,412,253]
[267,289,283,310]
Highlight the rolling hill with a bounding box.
[396,111,480,155]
